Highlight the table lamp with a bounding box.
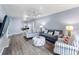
[66,25,73,37]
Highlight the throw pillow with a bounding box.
[54,31,59,36]
[48,32,53,35]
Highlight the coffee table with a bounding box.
[32,36,45,47]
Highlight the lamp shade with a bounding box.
[66,25,73,31]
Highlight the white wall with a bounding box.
[8,17,23,36]
[0,5,24,36]
[0,5,6,22]
[33,7,79,34]
[8,7,79,36]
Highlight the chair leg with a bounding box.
[53,52,60,55]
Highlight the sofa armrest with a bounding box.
[55,41,79,51]
[54,41,79,55]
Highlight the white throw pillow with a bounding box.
[48,32,53,35]
[54,31,59,35]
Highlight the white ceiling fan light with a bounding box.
[25,6,43,19]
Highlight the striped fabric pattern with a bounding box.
[54,41,79,55]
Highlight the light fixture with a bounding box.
[40,25,43,28]
[66,25,73,31]
[66,25,73,37]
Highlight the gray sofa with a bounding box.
[40,29,63,44]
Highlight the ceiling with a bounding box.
[1,4,79,18]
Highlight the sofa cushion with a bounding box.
[48,32,53,35]
[54,31,60,36]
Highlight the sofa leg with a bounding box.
[24,36,32,41]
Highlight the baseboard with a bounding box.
[8,31,23,37]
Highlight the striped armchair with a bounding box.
[54,35,79,55]
[54,41,79,55]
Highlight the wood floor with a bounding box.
[2,34,53,55]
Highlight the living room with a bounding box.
[0,4,79,55]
